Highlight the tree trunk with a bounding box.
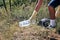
[9,0,11,11]
[3,0,8,13]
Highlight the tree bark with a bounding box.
[9,0,11,11]
[3,0,8,13]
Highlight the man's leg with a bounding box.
[48,6,55,19]
[48,6,56,27]
[48,0,59,28]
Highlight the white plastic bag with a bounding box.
[19,20,30,27]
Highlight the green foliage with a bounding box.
[0,0,3,5]
[12,0,37,6]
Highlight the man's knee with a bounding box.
[48,5,55,10]
[48,3,55,9]
[48,0,58,8]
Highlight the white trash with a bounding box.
[19,20,30,27]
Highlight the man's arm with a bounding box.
[29,0,43,20]
[35,0,43,12]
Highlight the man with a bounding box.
[29,0,60,28]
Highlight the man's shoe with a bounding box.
[47,25,56,29]
[38,18,50,27]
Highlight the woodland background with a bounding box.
[0,0,60,40]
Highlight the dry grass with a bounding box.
[0,20,60,40]
[0,3,60,40]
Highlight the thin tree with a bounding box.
[3,0,8,13]
[9,0,11,11]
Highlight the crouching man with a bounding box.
[29,0,60,28]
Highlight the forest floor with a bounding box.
[0,3,60,40]
[0,20,60,40]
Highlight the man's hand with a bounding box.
[29,10,37,21]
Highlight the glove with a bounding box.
[29,10,37,21]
